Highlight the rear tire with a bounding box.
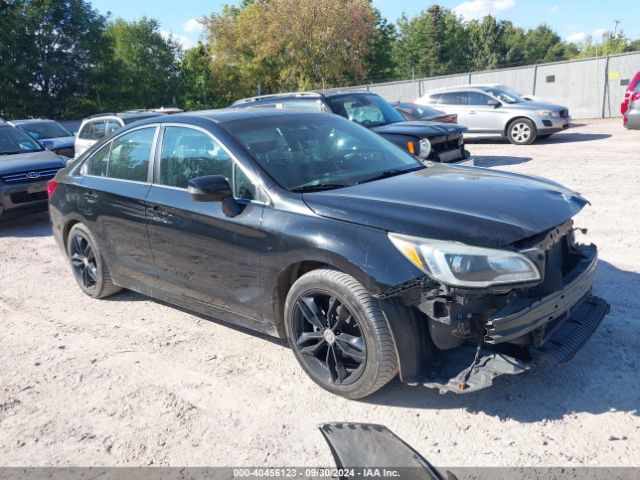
[66,223,121,299]
[507,118,537,145]
[284,269,398,399]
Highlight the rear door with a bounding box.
[76,125,159,286]
[145,124,265,320]
[433,91,470,127]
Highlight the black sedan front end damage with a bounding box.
[376,220,610,394]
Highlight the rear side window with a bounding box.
[108,128,156,182]
[79,121,106,140]
[88,143,111,177]
[439,92,467,105]
[105,120,121,136]
[159,126,232,189]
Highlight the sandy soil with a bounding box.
[0,118,638,468]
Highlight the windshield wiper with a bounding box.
[290,183,349,193]
[356,166,424,185]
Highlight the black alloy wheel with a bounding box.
[70,233,98,291]
[284,269,398,399]
[292,292,366,385]
[66,223,121,299]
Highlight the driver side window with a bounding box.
[159,127,232,189]
[467,91,494,106]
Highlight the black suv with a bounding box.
[49,110,608,399]
[231,91,468,163]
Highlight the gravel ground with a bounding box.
[0,118,638,468]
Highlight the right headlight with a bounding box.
[388,233,541,288]
[418,138,431,159]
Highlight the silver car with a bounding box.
[623,87,640,130]
[416,84,571,145]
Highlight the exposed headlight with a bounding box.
[418,138,431,159]
[388,233,541,288]
[535,110,560,118]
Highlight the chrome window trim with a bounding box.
[79,124,160,185]
[154,123,271,206]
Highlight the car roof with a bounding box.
[10,119,58,125]
[426,84,507,94]
[123,108,330,128]
[232,89,373,106]
[82,111,169,122]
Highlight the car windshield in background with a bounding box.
[19,121,72,140]
[224,114,423,192]
[483,86,525,104]
[0,126,44,155]
[325,94,405,128]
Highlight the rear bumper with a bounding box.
[623,109,640,129]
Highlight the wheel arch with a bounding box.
[504,115,537,136]
[271,254,382,337]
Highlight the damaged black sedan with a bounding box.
[48,110,609,399]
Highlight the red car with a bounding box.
[621,71,640,115]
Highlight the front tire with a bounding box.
[284,269,398,399]
[507,118,537,145]
[66,223,121,299]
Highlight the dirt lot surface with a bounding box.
[1,118,638,468]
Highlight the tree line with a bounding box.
[1,0,638,120]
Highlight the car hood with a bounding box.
[41,136,75,149]
[0,150,66,175]
[512,100,568,111]
[371,121,466,137]
[302,164,587,248]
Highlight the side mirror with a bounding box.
[488,99,501,108]
[188,175,232,202]
[187,175,246,217]
[40,140,55,150]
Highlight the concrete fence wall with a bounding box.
[337,51,640,119]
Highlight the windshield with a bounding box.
[483,86,526,104]
[0,126,44,155]
[16,121,72,140]
[223,114,423,192]
[326,94,405,128]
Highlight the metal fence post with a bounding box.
[602,55,610,118]
[532,64,538,95]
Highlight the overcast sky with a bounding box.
[89,0,640,50]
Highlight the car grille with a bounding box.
[431,136,462,153]
[10,190,48,204]
[0,168,60,184]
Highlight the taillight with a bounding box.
[47,179,60,198]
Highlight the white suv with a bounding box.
[74,109,182,157]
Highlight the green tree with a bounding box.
[467,16,506,71]
[178,43,219,110]
[365,9,397,83]
[0,0,107,119]
[576,31,630,58]
[522,25,570,63]
[100,18,181,111]
[392,5,467,79]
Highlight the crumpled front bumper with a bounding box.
[412,244,610,394]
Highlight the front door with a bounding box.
[465,91,504,131]
[145,125,265,320]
